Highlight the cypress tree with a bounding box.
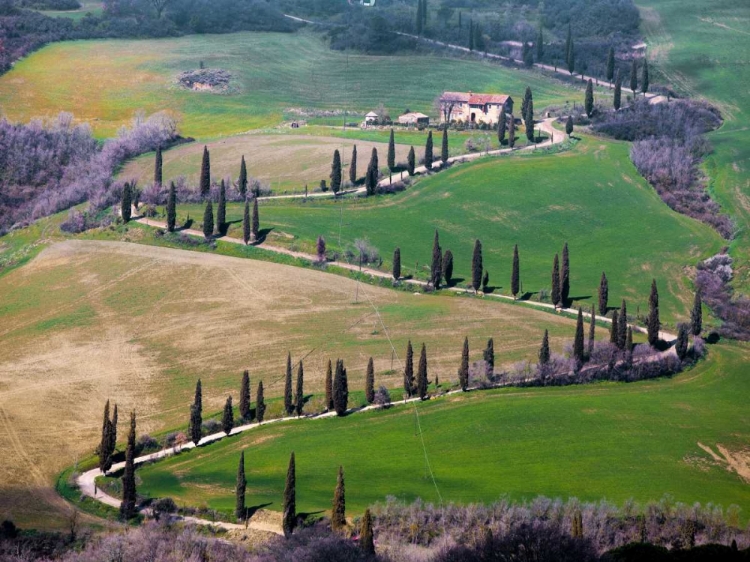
[521,87,532,121]
[641,58,649,95]
[483,338,494,373]
[468,20,474,51]
[508,115,516,148]
[360,508,375,555]
[387,129,396,171]
[474,24,485,52]
[99,400,113,472]
[458,337,469,391]
[551,254,561,307]
[365,357,375,404]
[574,307,585,364]
[154,146,163,187]
[222,396,234,434]
[295,361,304,416]
[189,379,202,445]
[404,341,415,396]
[120,411,137,520]
[536,25,544,61]
[511,244,520,298]
[647,279,660,346]
[239,370,251,421]
[626,326,633,353]
[564,23,572,72]
[121,182,132,222]
[217,179,227,235]
[458,11,461,28]
[606,47,615,84]
[242,199,250,244]
[235,451,246,520]
[472,239,483,293]
[331,149,342,195]
[238,155,248,198]
[539,330,550,366]
[282,452,296,537]
[430,229,442,289]
[610,310,619,345]
[333,359,348,416]
[365,148,379,196]
[200,146,210,198]
[256,381,266,423]
[393,247,401,280]
[497,110,506,145]
[416,0,423,35]
[441,127,449,163]
[588,306,596,357]
[417,343,428,400]
[166,181,177,233]
[676,323,689,360]
[109,404,118,462]
[251,197,259,242]
[561,243,570,307]
[630,60,638,93]
[614,72,622,110]
[442,249,453,287]
[284,352,293,415]
[202,200,213,239]
[598,272,609,315]
[407,146,416,176]
[691,291,702,336]
[424,131,434,170]
[325,359,333,411]
[584,79,594,117]
[349,145,357,184]
[568,41,575,74]
[525,101,534,142]
[617,300,628,350]
[331,465,346,533]
[565,115,574,137]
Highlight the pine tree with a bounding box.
[606,46,615,84]
[584,79,594,117]
[365,357,375,404]
[430,229,442,289]
[459,337,469,391]
[630,60,638,93]
[598,272,609,315]
[551,254,561,307]
[189,379,202,445]
[617,300,628,350]
[200,146,211,198]
[202,200,213,239]
[614,72,622,110]
[497,110,506,145]
[404,341,415,396]
[166,181,177,232]
[222,396,234,434]
[251,197,259,242]
[647,279,660,346]
[539,330,550,366]
[365,148,379,196]
[561,243,570,307]
[508,115,516,148]
[325,359,333,411]
[641,58,649,95]
[284,352,293,415]
[588,306,596,357]
[242,199,251,244]
[329,465,347,533]
[511,244,520,298]
[256,381,266,423]
[121,182,132,222]
[120,411,137,520]
[565,115,574,137]
[349,145,357,184]
[536,24,544,61]
[217,179,227,235]
[472,239,483,293]
[295,361,304,416]
[417,343,428,399]
[442,249,453,287]
[238,155,248,198]
[235,451,246,520]
[154,146,163,187]
[282,452,296,537]
[407,146,416,176]
[387,129,396,171]
[393,247,401,280]
[691,291,702,336]
[574,308,585,364]
[441,127,449,164]
[424,131,434,170]
[239,370,251,421]
[333,359,348,416]
[483,338,494,373]
[331,149,342,195]
[610,310,619,345]
[676,323,689,360]
[360,508,375,555]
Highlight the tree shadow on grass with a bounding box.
[180,218,194,230]
[245,502,273,520]
[253,228,274,245]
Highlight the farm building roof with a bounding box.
[440,92,510,104]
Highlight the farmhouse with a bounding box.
[438,91,514,125]
[398,112,430,126]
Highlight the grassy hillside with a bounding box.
[0,31,586,139]
[135,342,750,520]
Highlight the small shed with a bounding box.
[398,112,430,126]
[365,111,379,124]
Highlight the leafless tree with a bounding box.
[149,0,170,18]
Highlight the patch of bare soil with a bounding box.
[697,442,750,484]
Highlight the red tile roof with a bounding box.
[440,92,510,104]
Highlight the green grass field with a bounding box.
[0,31,590,139]
[134,342,750,521]
[37,0,102,20]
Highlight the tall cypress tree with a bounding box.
[521,87,532,121]
[647,279,660,346]
[459,337,469,391]
[551,254,561,308]
[331,149,342,195]
[393,247,401,280]
[404,341,415,396]
[536,24,544,61]
[508,115,516,148]
[497,110,506,145]
[407,146,416,176]
[239,370,251,421]
[333,359,348,416]
[166,181,177,232]
[442,249,453,287]
[417,343,428,399]
[561,243,570,307]
[238,155,248,198]
[588,306,596,357]
[472,239,483,293]
[154,146,163,187]
[256,381,266,423]
[677,325,689,360]
[430,229,442,289]
[235,451,246,520]
[574,308,585,364]
[121,182,132,222]
[387,129,396,171]
[284,352,293,415]
[349,145,357,184]
[483,338,494,373]
[222,396,234,434]
[200,146,211,198]
[511,244,520,298]
[614,72,622,110]
[331,465,346,533]
[468,20,474,51]
[525,100,534,142]
[606,46,615,84]
[251,197,259,242]
[641,58,649,95]
[109,404,118,463]
[630,60,638,93]
[360,508,375,555]
[120,411,137,520]
[242,199,250,244]
[626,326,633,353]
[365,357,375,404]
[365,148,379,196]
[282,452,296,537]
[189,379,202,445]
[416,0,423,34]
[325,359,334,410]
[99,400,113,472]
[566,115,574,138]
[564,23,572,72]
[610,310,620,345]
[217,179,227,235]
[691,291,702,336]
[539,330,550,366]
[584,79,594,117]
[424,131,434,170]
[202,200,213,240]
[295,361,304,416]
[441,128,449,164]
[568,41,575,74]
[598,272,609,315]
[617,300,628,350]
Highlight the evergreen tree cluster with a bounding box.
[98,400,118,473]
